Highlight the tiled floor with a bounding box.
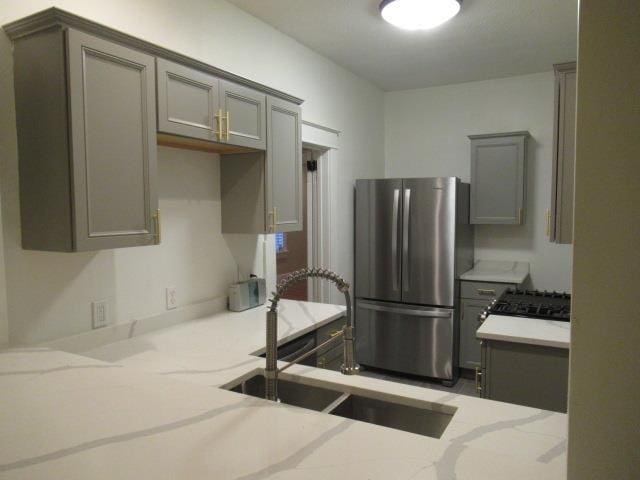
[359,366,479,397]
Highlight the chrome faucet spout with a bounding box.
[265,268,360,401]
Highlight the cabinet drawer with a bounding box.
[461,281,515,300]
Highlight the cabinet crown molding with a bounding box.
[3,7,304,106]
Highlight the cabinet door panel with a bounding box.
[460,300,487,369]
[551,64,577,244]
[157,58,219,141]
[470,133,527,225]
[220,80,266,149]
[67,29,157,250]
[267,97,302,232]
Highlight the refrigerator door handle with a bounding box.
[358,302,452,318]
[391,188,400,291]
[402,188,411,291]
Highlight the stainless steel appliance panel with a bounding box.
[401,177,457,307]
[355,179,403,302]
[355,299,454,379]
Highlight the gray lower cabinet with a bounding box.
[156,59,266,150]
[549,62,577,244]
[459,281,516,370]
[469,132,529,225]
[316,316,347,371]
[480,339,569,413]
[156,58,220,141]
[13,27,158,251]
[220,96,302,233]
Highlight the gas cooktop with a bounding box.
[486,289,571,322]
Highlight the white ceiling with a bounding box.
[227,0,578,91]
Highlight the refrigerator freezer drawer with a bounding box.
[356,299,455,380]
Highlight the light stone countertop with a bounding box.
[460,259,530,284]
[0,300,567,479]
[477,314,571,349]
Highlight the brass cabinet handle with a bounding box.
[267,209,274,233]
[477,289,496,296]
[215,109,223,141]
[329,329,343,338]
[273,207,278,230]
[225,110,230,141]
[154,208,161,244]
[546,208,552,237]
[475,367,483,395]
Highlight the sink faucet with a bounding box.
[265,268,360,401]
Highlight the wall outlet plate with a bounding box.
[166,286,177,310]
[92,300,109,329]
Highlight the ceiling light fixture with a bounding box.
[379,0,462,31]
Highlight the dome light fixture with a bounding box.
[379,0,462,31]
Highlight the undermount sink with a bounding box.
[329,394,452,439]
[224,373,454,439]
[228,374,343,412]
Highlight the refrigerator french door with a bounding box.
[354,177,472,382]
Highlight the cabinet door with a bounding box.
[550,63,577,244]
[470,132,528,225]
[266,97,302,233]
[156,58,220,141]
[67,29,158,251]
[219,80,266,149]
[459,300,487,369]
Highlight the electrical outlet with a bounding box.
[166,286,177,310]
[92,300,109,329]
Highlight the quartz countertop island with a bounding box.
[0,300,567,479]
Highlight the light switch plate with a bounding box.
[92,300,109,329]
[166,286,177,310]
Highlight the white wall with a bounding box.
[568,1,640,477]
[384,73,573,291]
[0,0,384,344]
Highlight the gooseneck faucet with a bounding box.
[265,268,360,401]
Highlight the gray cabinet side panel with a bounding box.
[156,58,219,141]
[454,182,474,278]
[220,152,267,233]
[485,341,569,412]
[220,79,266,150]
[459,300,487,369]
[266,97,302,232]
[555,71,577,244]
[13,29,73,251]
[67,29,157,251]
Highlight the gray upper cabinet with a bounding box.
[549,62,577,244]
[157,58,220,141]
[219,80,266,150]
[156,61,266,150]
[220,96,302,234]
[469,132,529,225]
[12,27,158,251]
[267,96,303,232]
[5,9,305,244]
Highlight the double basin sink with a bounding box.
[225,373,454,439]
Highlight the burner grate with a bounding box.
[488,289,571,321]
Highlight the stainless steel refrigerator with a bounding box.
[355,177,473,384]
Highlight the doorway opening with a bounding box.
[276,147,323,301]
